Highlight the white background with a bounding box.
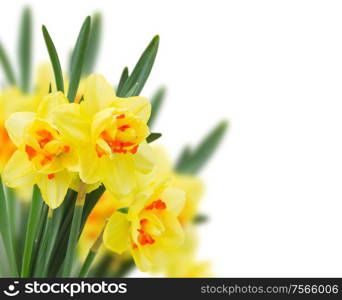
[1,0,342,277]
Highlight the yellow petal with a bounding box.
[91,107,116,143]
[151,146,173,177]
[3,150,36,187]
[37,92,69,121]
[103,156,137,198]
[37,170,74,209]
[78,147,109,184]
[174,175,204,223]
[159,210,184,248]
[103,212,130,254]
[113,96,151,123]
[53,103,90,144]
[5,112,35,146]
[131,245,153,272]
[70,176,101,193]
[35,63,68,95]
[133,142,155,174]
[82,74,116,116]
[161,187,185,216]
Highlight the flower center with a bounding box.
[135,199,167,247]
[95,113,147,158]
[137,219,155,246]
[24,124,71,177]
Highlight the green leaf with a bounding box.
[120,35,159,97]
[147,132,162,143]
[118,207,129,214]
[176,120,228,174]
[0,42,16,85]
[124,82,140,97]
[82,12,102,76]
[21,186,43,277]
[0,178,18,276]
[193,214,208,224]
[175,145,192,171]
[48,186,104,277]
[33,209,54,277]
[68,16,91,102]
[18,7,32,92]
[148,87,166,128]
[79,249,96,278]
[42,26,65,92]
[116,67,129,96]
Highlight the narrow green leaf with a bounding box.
[116,67,129,96]
[30,202,48,273]
[193,214,208,224]
[62,183,88,277]
[34,209,54,277]
[82,12,102,76]
[0,43,16,85]
[148,87,166,127]
[0,178,18,276]
[42,26,64,92]
[147,132,162,143]
[48,186,104,277]
[79,250,96,278]
[120,35,159,97]
[118,207,129,214]
[68,16,91,102]
[124,82,139,97]
[177,120,228,174]
[18,7,32,92]
[21,186,42,277]
[62,204,84,277]
[40,204,64,276]
[175,145,192,171]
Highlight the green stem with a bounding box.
[0,178,18,276]
[21,186,42,277]
[62,181,86,277]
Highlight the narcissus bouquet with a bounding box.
[0,8,227,278]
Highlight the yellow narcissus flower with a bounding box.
[53,74,154,199]
[3,92,78,209]
[147,147,211,277]
[103,180,185,272]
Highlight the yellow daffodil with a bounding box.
[144,147,211,277]
[53,74,154,199]
[103,179,185,272]
[3,92,78,209]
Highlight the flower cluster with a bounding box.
[0,9,226,278]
